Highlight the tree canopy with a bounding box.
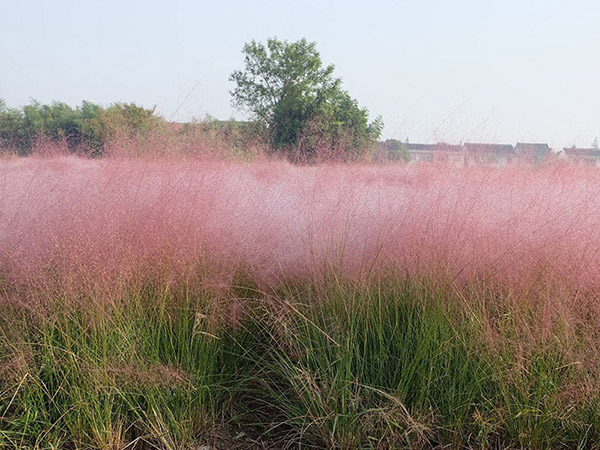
[230,38,382,161]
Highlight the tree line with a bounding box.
[0,99,161,155]
[1,38,385,161]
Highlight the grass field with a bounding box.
[2,154,600,449]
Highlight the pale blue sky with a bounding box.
[1,0,599,149]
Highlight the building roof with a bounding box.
[406,143,435,151]
[406,143,463,152]
[514,143,552,162]
[463,143,514,153]
[515,143,550,152]
[432,143,462,152]
[563,148,600,157]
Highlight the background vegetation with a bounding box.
[0,100,164,156]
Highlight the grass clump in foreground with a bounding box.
[0,285,251,450]
[1,277,600,449]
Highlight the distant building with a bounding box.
[407,143,464,166]
[563,147,600,166]
[406,143,436,162]
[377,139,410,162]
[514,143,552,165]
[390,141,559,167]
[463,143,515,167]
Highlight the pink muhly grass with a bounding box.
[1,153,600,329]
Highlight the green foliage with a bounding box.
[0,99,162,156]
[249,283,495,448]
[0,103,28,153]
[101,102,162,142]
[0,288,247,449]
[230,38,382,160]
[79,101,105,153]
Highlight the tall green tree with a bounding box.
[230,38,382,160]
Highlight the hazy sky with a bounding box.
[1,0,599,149]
